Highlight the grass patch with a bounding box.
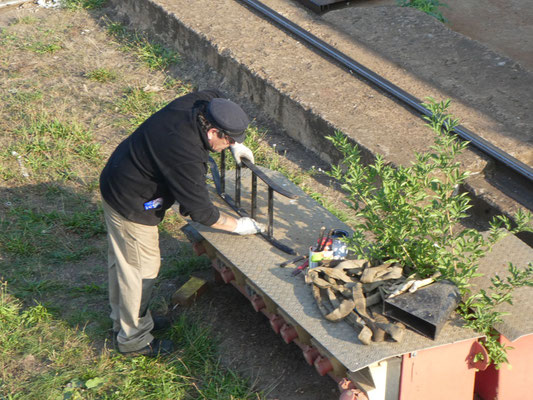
[105,20,181,71]
[26,41,62,54]
[397,0,448,23]
[62,0,108,10]
[72,283,107,295]
[0,282,260,399]
[0,205,105,262]
[13,279,68,298]
[307,190,355,225]
[0,5,333,398]
[11,16,40,25]
[164,77,195,94]
[3,89,44,107]
[115,87,169,130]
[0,29,19,46]
[61,209,107,237]
[159,254,211,281]
[66,307,103,327]
[159,210,186,235]
[85,67,117,82]
[2,25,63,54]
[4,113,103,182]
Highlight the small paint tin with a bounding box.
[331,229,349,259]
[309,246,323,269]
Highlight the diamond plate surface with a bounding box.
[471,234,533,341]
[192,168,479,372]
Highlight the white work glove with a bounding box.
[232,217,265,235]
[230,143,254,166]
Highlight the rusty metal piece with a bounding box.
[281,323,299,343]
[312,284,335,319]
[307,270,351,294]
[314,355,333,376]
[320,275,372,345]
[467,340,490,371]
[269,314,285,334]
[334,259,367,275]
[192,241,206,256]
[302,345,320,365]
[220,266,235,283]
[314,270,404,344]
[250,294,266,312]
[308,266,354,284]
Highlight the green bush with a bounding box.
[327,98,533,366]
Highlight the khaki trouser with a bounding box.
[102,199,160,352]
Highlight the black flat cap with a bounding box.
[206,98,249,143]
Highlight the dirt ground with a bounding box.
[1,1,530,399]
[0,3,340,399]
[441,0,533,71]
[351,0,533,71]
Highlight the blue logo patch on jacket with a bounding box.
[144,197,163,210]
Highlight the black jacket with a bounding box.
[100,90,223,226]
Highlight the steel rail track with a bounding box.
[238,0,533,183]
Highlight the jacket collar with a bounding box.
[192,100,215,152]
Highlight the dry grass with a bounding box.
[0,3,353,398]
[0,5,259,399]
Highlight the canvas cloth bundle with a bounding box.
[305,260,439,345]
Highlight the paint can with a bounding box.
[331,229,349,260]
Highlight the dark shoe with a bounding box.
[119,338,174,357]
[112,330,118,349]
[152,315,171,332]
[111,316,171,346]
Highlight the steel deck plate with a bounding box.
[191,167,479,372]
[471,234,533,341]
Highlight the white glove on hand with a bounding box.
[233,217,265,235]
[230,143,254,166]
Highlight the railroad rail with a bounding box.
[237,0,533,184]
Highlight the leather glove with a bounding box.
[233,217,265,235]
[230,143,254,166]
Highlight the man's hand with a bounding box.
[230,143,254,166]
[232,217,265,235]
